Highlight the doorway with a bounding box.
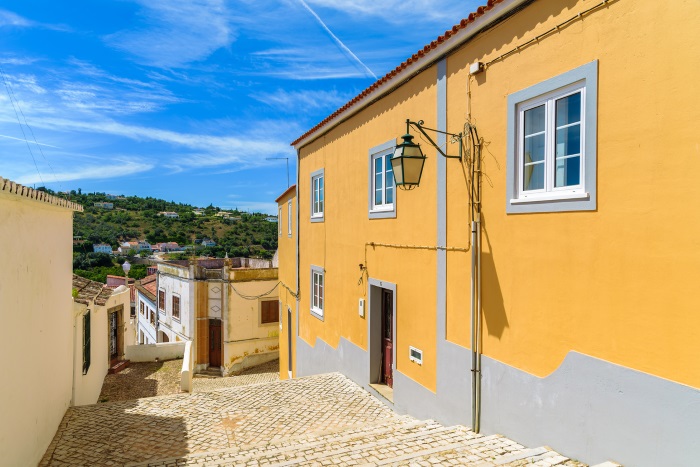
[369,279,396,401]
[209,319,222,368]
[108,305,123,366]
[381,289,393,387]
[287,306,293,378]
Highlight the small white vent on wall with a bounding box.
[409,346,423,365]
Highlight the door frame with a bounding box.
[367,278,396,385]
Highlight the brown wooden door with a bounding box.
[209,319,222,367]
[109,311,119,366]
[381,289,393,388]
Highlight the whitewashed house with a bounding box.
[0,177,82,466]
[135,274,158,344]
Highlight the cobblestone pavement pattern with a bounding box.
[41,373,590,467]
[99,359,183,403]
[192,359,279,392]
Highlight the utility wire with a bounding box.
[0,66,44,186]
[0,66,62,191]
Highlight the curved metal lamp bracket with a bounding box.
[406,119,462,161]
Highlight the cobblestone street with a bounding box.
[192,359,279,393]
[99,360,281,403]
[41,373,590,466]
[99,360,183,403]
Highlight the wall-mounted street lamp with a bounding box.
[391,119,463,190]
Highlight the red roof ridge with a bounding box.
[291,0,506,148]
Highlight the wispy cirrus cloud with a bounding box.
[14,159,154,185]
[0,8,71,31]
[251,88,353,112]
[104,0,235,68]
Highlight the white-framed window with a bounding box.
[310,168,324,222]
[278,206,282,236]
[310,265,324,320]
[506,61,597,213]
[368,140,397,218]
[288,200,293,236]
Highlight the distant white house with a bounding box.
[105,194,118,200]
[265,216,278,222]
[94,202,113,209]
[118,241,138,254]
[193,209,205,216]
[201,238,216,247]
[135,274,158,344]
[93,243,112,254]
[158,211,179,218]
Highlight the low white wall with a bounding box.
[181,341,193,392]
[125,342,186,362]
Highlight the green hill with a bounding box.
[51,189,278,260]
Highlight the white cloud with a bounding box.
[251,88,353,112]
[13,159,154,185]
[104,0,235,68]
[221,200,278,215]
[0,8,70,31]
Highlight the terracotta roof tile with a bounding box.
[290,0,505,148]
[73,274,114,306]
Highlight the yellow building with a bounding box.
[276,185,297,380]
[0,177,82,466]
[283,1,700,466]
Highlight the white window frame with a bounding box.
[368,140,397,219]
[310,265,324,320]
[278,206,282,236]
[310,168,324,223]
[506,61,598,214]
[287,200,293,237]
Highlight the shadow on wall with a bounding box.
[481,214,509,339]
[40,399,189,465]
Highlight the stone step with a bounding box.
[126,416,428,466]
[108,359,129,374]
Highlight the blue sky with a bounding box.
[0,0,480,213]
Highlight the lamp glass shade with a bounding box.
[122,260,131,274]
[391,133,426,187]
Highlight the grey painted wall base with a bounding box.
[296,336,368,387]
[296,334,700,467]
[482,351,700,467]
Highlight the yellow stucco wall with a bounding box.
[0,191,76,466]
[298,68,440,391]
[443,0,700,387]
[296,0,700,390]
[277,190,296,379]
[224,274,279,374]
